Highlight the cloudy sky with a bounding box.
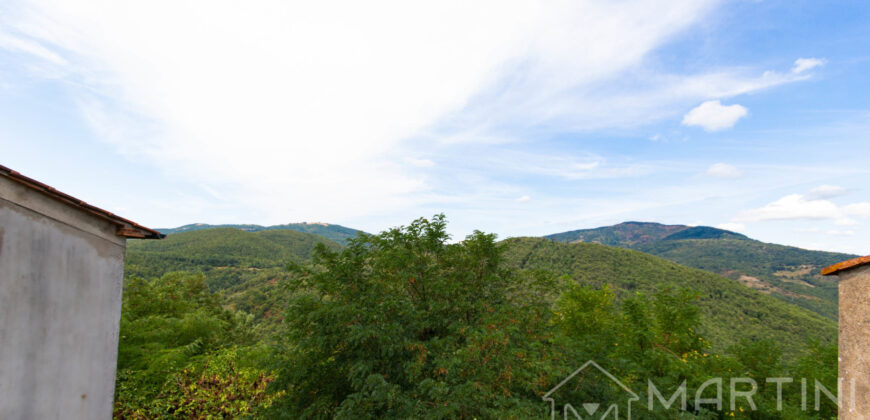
[1,0,868,254]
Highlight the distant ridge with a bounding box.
[545,221,690,247]
[503,237,836,357]
[157,222,363,244]
[546,221,855,320]
[661,226,749,241]
[127,226,838,358]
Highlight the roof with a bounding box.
[821,255,870,276]
[0,164,164,239]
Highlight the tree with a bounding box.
[268,215,565,419]
[114,272,269,419]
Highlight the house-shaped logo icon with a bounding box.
[542,360,639,419]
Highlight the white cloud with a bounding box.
[0,32,66,65]
[845,203,870,218]
[807,184,847,200]
[794,227,821,233]
[403,157,436,168]
[440,61,812,137]
[792,58,825,74]
[736,191,870,223]
[473,151,648,181]
[825,229,855,236]
[736,194,840,222]
[0,0,735,221]
[716,222,745,232]
[706,163,743,178]
[682,100,748,131]
[1,0,824,225]
[515,195,532,203]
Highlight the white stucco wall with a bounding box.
[0,177,126,420]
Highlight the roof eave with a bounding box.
[0,164,165,240]
[821,255,870,276]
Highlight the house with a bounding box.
[542,360,639,419]
[0,165,163,419]
[822,255,870,419]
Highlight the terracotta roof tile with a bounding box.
[0,164,164,239]
[821,255,870,276]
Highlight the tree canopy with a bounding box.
[115,216,838,419]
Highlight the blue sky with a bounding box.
[1,0,869,254]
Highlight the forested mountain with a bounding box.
[126,228,342,333]
[156,222,362,244]
[126,226,836,357]
[116,229,346,417]
[660,225,749,241]
[546,222,855,320]
[117,217,838,418]
[127,228,341,287]
[503,237,836,356]
[545,221,692,246]
[547,222,749,244]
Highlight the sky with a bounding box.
[1,0,869,254]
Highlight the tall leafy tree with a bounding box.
[269,215,566,418]
[114,272,273,419]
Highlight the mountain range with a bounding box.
[545,221,855,320]
[156,222,361,244]
[502,237,835,357]
[126,220,852,356]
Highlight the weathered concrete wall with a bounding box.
[0,177,126,420]
[840,264,870,419]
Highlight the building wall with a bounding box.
[839,264,870,419]
[0,177,126,420]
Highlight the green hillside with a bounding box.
[636,238,851,319]
[661,225,749,241]
[117,217,839,417]
[126,229,341,320]
[503,237,837,356]
[156,222,363,244]
[126,227,839,355]
[127,228,341,280]
[125,228,340,291]
[546,221,690,246]
[547,222,854,320]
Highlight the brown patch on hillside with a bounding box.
[774,265,818,288]
[737,275,819,301]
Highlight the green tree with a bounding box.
[268,215,565,419]
[791,340,838,419]
[114,272,272,419]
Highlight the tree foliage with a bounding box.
[267,215,567,418]
[114,272,274,419]
[116,216,839,419]
[502,237,836,358]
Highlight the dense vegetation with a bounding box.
[660,226,749,241]
[114,272,279,418]
[127,228,342,282]
[117,216,839,418]
[126,228,342,335]
[503,238,836,357]
[635,238,848,320]
[546,221,855,320]
[157,222,362,244]
[545,221,691,246]
[265,216,566,418]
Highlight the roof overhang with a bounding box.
[821,255,870,276]
[0,164,165,239]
